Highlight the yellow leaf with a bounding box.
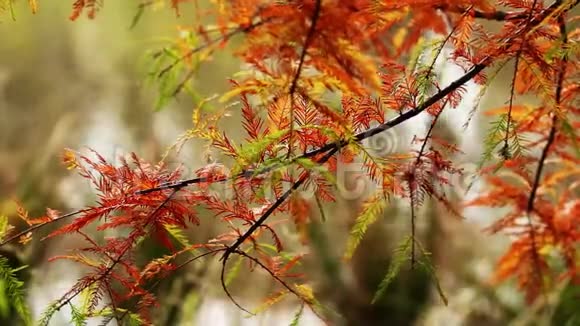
[250,289,289,315]
[336,38,381,91]
[538,244,556,256]
[62,148,79,170]
[28,0,37,14]
[343,192,387,260]
[294,284,314,303]
[219,84,259,103]
[392,27,407,49]
[484,105,532,120]
[0,215,14,242]
[375,8,409,26]
[19,232,32,245]
[151,0,166,11]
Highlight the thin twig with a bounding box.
[220,252,253,315]
[0,209,85,247]
[235,249,301,299]
[504,0,541,159]
[112,248,225,325]
[157,19,268,78]
[217,146,338,312]
[287,0,322,158]
[409,102,446,269]
[51,189,179,313]
[138,0,575,196]
[221,146,339,262]
[439,6,528,21]
[428,5,474,78]
[133,5,577,289]
[524,5,568,306]
[137,63,487,195]
[503,52,522,159]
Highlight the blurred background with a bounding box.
[0,1,577,325]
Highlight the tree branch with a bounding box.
[221,145,339,263]
[51,189,179,313]
[523,3,568,304]
[288,0,322,158]
[136,0,578,196]
[438,6,525,21]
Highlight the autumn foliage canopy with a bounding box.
[1,0,579,325]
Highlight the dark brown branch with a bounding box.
[137,63,487,196]
[220,253,253,315]
[527,14,568,215]
[135,154,312,195]
[425,6,473,79]
[136,0,578,197]
[503,52,523,159]
[409,183,417,269]
[233,249,300,297]
[409,102,446,269]
[288,0,322,97]
[221,146,339,262]
[213,0,578,296]
[503,0,542,159]
[288,0,322,158]
[216,146,338,312]
[524,4,568,303]
[51,189,179,313]
[220,248,326,319]
[112,248,225,325]
[437,5,551,21]
[104,285,121,325]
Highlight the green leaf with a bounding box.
[146,42,200,111]
[415,241,448,306]
[250,289,289,316]
[307,216,340,286]
[69,302,88,326]
[406,35,430,73]
[289,303,305,326]
[225,254,244,287]
[479,113,529,166]
[313,193,327,223]
[0,279,9,318]
[257,244,296,262]
[0,257,30,325]
[37,300,59,326]
[371,236,412,304]
[240,129,290,163]
[344,193,387,259]
[0,0,16,21]
[0,215,12,242]
[73,281,99,322]
[94,307,144,326]
[294,157,336,185]
[163,224,191,248]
